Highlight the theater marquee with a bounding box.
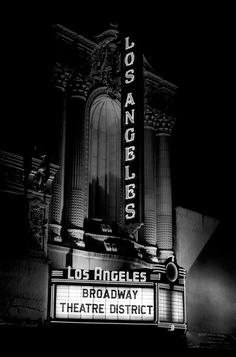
[54,284,154,322]
[50,267,155,323]
[50,266,187,330]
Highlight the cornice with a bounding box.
[52,24,96,53]
[53,24,178,93]
[144,69,178,93]
[0,150,24,169]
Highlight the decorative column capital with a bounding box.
[51,62,72,91]
[144,107,156,129]
[68,72,91,99]
[144,107,176,135]
[154,112,176,136]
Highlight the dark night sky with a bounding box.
[1,2,234,221]
[1,3,235,337]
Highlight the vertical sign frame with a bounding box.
[121,34,144,227]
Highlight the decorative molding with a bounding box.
[48,223,62,242]
[67,228,85,248]
[68,72,91,99]
[28,203,47,251]
[88,35,121,98]
[53,24,96,52]
[144,107,156,128]
[0,150,25,193]
[144,70,178,93]
[157,249,174,262]
[28,155,57,194]
[51,62,72,91]
[0,164,25,187]
[94,27,119,42]
[154,113,176,136]
[143,246,159,263]
[144,75,177,116]
[144,106,176,135]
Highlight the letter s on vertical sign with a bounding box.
[125,203,135,220]
[125,69,135,84]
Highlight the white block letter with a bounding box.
[125,183,136,200]
[125,52,135,66]
[125,165,136,180]
[125,146,135,161]
[125,203,135,220]
[125,69,135,84]
[125,109,135,125]
[125,37,135,50]
[125,127,135,143]
[125,93,135,107]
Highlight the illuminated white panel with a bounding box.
[171,290,184,323]
[159,288,184,323]
[159,289,172,322]
[55,285,154,322]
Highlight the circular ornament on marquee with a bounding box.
[166,261,178,282]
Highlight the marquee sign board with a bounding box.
[50,266,155,323]
[53,284,155,322]
[50,266,187,330]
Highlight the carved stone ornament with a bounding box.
[51,62,72,91]
[154,112,176,136]
[144,107,157,128]
[0,165,25,188]
[68,72,91,99]
[145,106,175,136]
[28,155,55,194]
[28,205,47,250]
[89,36,121,98]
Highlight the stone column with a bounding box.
[143,110,157,254]
[63,76,88,247]
[155,112,175,261]
[48,64,70,242]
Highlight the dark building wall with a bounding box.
[0,256,49,325]
[175,207,220,272]
[186,214,236,334]
[0,151,57,326]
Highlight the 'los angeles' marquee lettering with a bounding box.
[66,266,147,282]
[124,37,136,221]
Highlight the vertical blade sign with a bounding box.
[122,36,142,225]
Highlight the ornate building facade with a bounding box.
[47,24,179,269]
[0,23,198,332]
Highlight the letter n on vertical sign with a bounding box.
[121,35,144,225]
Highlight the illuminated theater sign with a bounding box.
[50,266,187,330]
[55,285,154,322]
[122,36,143,224]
